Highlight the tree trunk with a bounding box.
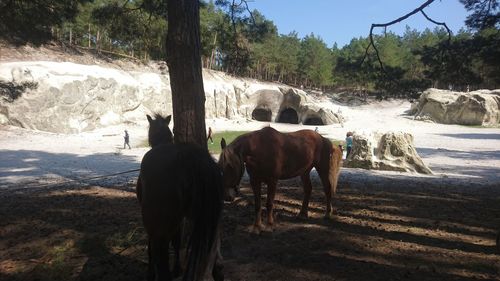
[96,29,100,52]
[69,28,72,45]
[88,23,91,48]
[167,0,207,148]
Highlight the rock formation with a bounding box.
[344,132,432,174]
[0,61,343,133]
[410,88,500,126]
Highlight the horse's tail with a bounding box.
[324,138,342,195]
[183,150,224,281]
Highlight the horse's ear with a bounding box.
[221,138,227,149]
[165,115,171,125]
[146,114,153,124]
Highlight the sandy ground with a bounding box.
[1,100,499,189]
[1,100,499,281]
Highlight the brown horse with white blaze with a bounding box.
[219,127,342,234]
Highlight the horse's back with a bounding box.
[139,144,221,237]
[140,144,177,180]
[241,127,325,179]
[248,127,322,152]
[139,144,183,237]
[140,143,218,196]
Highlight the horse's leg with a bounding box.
[318,169,334,219]
[265,179,278,231]
[212,262,224,281]
[250,177,263,234]
[298,173,313,218]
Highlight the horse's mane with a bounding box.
[220,138,245,186]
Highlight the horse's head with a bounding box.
[147,114,173,147]
[218,138,243,202]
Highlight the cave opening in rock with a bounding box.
[251,108,272,122]
[303,116,324,125]
[277,108,299,124]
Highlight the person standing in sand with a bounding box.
[207,127,214,144]
[124,130,131,149]
[345,132,353,159]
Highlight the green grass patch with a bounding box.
[137,131,249,152]
[30,240,77,281]
[208,131,249,154]
[106,227,146,253]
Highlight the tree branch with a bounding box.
[241,0,256,25]
[229,0,256,30]
[421,10,452,43]
[121,0,144,12]
[231,0,237,34]
[361,0,452,76]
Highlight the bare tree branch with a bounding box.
[361,0,452,76]
[421,10,452,43]
[229,0,255,31]
[120,0,144,12]
[242,0,256,25]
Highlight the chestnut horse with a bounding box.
[137,114,224,281]
[219,127,342,234]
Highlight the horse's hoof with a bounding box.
[212,263,224,281]
[250,225,262,235]
[263,225,274,233]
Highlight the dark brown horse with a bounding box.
[137,114,224,281]
[136,114,173,206]
[219,127,342,234]
[146,114,173,147]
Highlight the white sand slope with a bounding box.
[1,100,499,189]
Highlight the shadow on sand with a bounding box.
[0,149,140,189]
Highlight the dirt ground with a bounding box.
[1,174,499,281]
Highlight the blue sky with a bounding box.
[247,0,468,47]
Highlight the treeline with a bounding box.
[1,0,499,96]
